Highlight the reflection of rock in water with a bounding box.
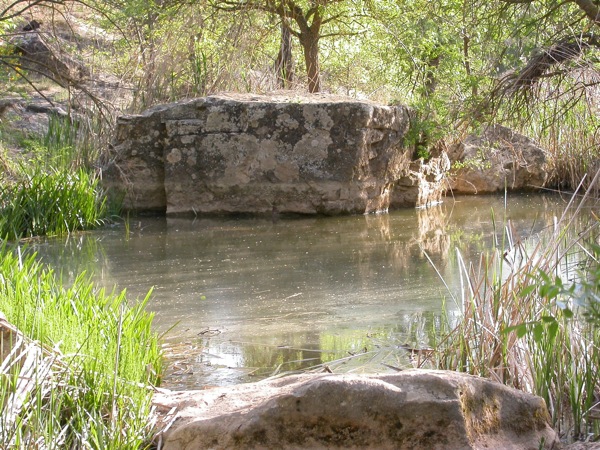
[415,204,450,259]
[362,213,391,241]
[356,212,416,281]
[355,207,451,280]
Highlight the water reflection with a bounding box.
[162,311,444,389]
[30,194,573,388]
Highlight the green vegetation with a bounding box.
[0,102,111,241]
[0,247,162,448]
[433,190,600,442]
[0,108,152,447]
[0,168,107,240]
[0,0,599,446]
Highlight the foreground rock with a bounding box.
[152,370,559,450]
[104,93,447,215]
[448,124,548,194]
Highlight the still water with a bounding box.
[31,194,574,388]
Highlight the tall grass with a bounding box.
[0,106,114,242]
[0,168,107,240]
[433,184,600,442]
[510,74,600,196]
[0,246,162,449]
[535,103,600,196]
[42,112,110,171]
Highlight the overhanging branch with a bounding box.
[571,0,600,25]
[496,33,599,95]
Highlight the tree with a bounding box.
[275,20,294,88]
[213,0,347,93]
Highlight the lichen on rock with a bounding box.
[104,93,448,215]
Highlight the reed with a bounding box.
[0,246,162,449]
[512,77,600,196]
[0,167,107,240]
[433,186,600,442]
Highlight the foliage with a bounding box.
[578,243,600,326]
[502,243,600,441]
[0,246,162,448]
[450,147,492,171]
[0,167,108,240]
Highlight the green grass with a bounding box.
[0,97,115,242]
[0,167,108,240]
[0,246,162,449]
[0,68,137,448]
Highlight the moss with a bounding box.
[460,387,502,439]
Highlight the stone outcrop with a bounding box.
[153,370,559,450]
[12,30,88,83]
[448,124,548,194]
[393,151,450,208]
[104,93,447,215]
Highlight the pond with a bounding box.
[31,193,575,389]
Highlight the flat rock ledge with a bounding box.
[104,93,446,215]
[152,370,559,450]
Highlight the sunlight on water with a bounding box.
[31,193,580,388]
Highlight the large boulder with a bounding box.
[448,125,548,194]
[152,370,559,450]
[12,30,88,83]
[104,93,447,215]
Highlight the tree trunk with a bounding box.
[424,53,440,97]
[301,31,320,93]
[276,21,294,89]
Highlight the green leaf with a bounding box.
[533,323,544,342]
[547,321,559,341]
[518,285,537,298]
[554,275,563,288]
[503,323,529,338]
[538,270,551,283]
[516,324,529,338]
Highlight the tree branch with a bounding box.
[499,0,600,25]
[502,34,598,89]
[571,0,600,25]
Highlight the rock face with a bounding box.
[104,93,446,215]
[393,151,450,208]
[153,370,559,450]
[448,124,548,194]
